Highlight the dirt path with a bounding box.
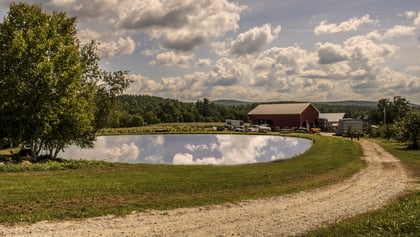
[1,139,409,237]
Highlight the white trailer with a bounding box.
[224,119,244,129]
[336,118,364,136]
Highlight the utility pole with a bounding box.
[383,106,386,126]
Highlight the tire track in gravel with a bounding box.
[0,139,409,237]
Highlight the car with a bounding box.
[246,125,259,132]
[257,125,271,133]
[248,124,271,133]
[234,126,246,132]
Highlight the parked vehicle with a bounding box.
[246,125,259,132]
[335,118,363,136]
[257,125,271,133]
[234,126,246,132]
[248,124,271,133]
[224,119,244,130]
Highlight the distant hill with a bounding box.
[212,99,255,106]
[314,100,419,109]
[314,100,377,107]
[213,99,378,107]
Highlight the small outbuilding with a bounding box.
[248,103,320,131]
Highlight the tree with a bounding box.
[80,41,130,129]
[392,110,420,149]
[0,3,99,160]
[371,96,410,125]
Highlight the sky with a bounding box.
[1,0,420,104]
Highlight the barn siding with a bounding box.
[248,103,320,130]
[301,104,319,127]
[249,114,301,128]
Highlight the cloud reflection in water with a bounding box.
[61,135,312,165]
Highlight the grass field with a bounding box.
[0,134,364,224]
[304,139,420,237]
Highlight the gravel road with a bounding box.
[0,139,409,237]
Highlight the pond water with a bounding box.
[61,135,312,165]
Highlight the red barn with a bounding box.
[248,103,320,130]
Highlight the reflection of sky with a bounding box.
[61,135,312,165]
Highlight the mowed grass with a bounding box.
[304,139,420,237]
[0,134,364,224]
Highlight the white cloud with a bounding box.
[405,65,420,75]
[215,135,269,164]
[77,29,136,58]
[126,73,200,98]
[106,142,139,162]
[160,76,187,90]
[115,0,245,51]
[230,24,281,55]
[151,135,165,146]
[196,58,212,67]
[206,57,249,86]
[316,42,349,64]
[250,46,318,85]
[173,135,272,165]
[150,51,194,68]
[415,13,420,27]
[77,28,103,43]
[382,25,416,39]
[210,41,229,56]
[405,11,416,19]
[173,153,220,165]
[185,143,217,152]
[314,15,377,35]
[343,35,398,71]
[98,36,136,58]
[405,11,420,27]
[49,0,117,19]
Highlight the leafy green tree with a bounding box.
[392,110,420,149]
[80,41,130,129]
[0,3,128,160]
[0,3,96,160]
[371,97,411,125]
[143,111,161,124]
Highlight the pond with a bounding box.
[61,134,312,165]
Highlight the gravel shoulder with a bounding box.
[0,139,409,237]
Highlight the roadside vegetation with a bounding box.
[0,134,364,224]
[303,139,420,237]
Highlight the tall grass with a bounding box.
[304,139,420,237]
[97,122,226,135]
[0,134,364,224]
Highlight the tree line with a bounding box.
[113,97,382,128]
[115,96,255,127]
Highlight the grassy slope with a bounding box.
[304,139,420,237]
[0,135,364,224]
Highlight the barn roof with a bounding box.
[248,103,318,115]
[319,113,346,122]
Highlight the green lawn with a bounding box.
[0,134,364,224]
[304,139,420,237]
